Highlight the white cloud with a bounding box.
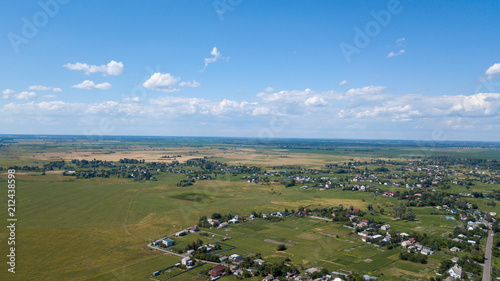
[42,95,57,99]
[252,107,271,116]
[143,73,180,92]
[37,101,68,111]
[396,37,406,46]
[179,80,201,88]
[2,89,14,99]
[29,85,63,92]
[201,47,228,72]
[338,80,348,86]
[29,85,51,91]
[15,91,37,100]
[125,97,140,102]
[346,86,386,96]
[63,60,124,76]
[305,96,327,106]
[386,49,405,58]
[72,80,112,90]
[485,63,500,80]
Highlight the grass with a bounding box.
[0,137,499,280]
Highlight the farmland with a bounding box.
[0,135,499,280]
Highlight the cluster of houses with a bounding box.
[207,262,349,281]
[207,216,241,229]
[400,236,434,255]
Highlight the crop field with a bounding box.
[0,136,499,280]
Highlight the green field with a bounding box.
[0,136,498,280]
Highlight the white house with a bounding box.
[182,257,193,266]
[401,240,413,248]
[448,264,462,279]
[381,224,391,231]
[162,238,174,247]
[229,254,243,262]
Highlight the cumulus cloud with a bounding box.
[72,80,112,90]
[15,91,37,100]
[485,63,500,80]
[2,89,14,99]
[125,97,140,102]
[179,80,201,88]
[63,60,124,76]
[201,47,228,72]
[338,80,348,86]
[29,85,63,92]
[252,107,271,116]
[305,96,327,106]
[143,73,180,92]
[386,49,405,58]
[346,86,386,96]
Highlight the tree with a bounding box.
[277,244,287,251]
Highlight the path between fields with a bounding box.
[309,216,333,222]
[146,244,222,266]
[264,239,293,247]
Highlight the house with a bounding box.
[207,219,219,225]
[420,248,434,255]
[218,222,229,229]
[186,249,194,255]
[189,225,199,232]
[229,254,243,262]
[467,240,476,245]
[210,264,225,280]
[305,267,321,274]
[254,258,266,265]
[219,256,228,262]
[401,240,413,248]
[175,230,186,236]
[451,257,459,263]
[380,224,391,230]
[181,257,193,266]
[262,275,276,281]
[450,246,460,252]
[448,264,462,279]
[162,238,174,247]
[228,218,239,224]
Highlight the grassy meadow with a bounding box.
[0,136,499,280]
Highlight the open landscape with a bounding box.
[1,135,499,280]
[2,1,500,280]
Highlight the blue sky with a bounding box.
[1,0,500,141]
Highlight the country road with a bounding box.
[483,229,494,281]
[146,244,222,266]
